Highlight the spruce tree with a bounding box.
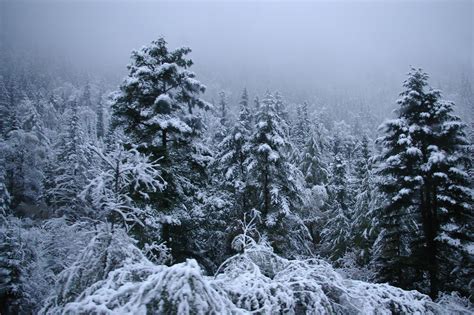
[300,132,329,188]
[49,101,90,218]
[248,92,307,255]
[321,150,351,261]
[111,38,211,260]
[214,91,229,144]
[293,101,310,150]
[376,68,473,297]
[214,88,252,216]
[96,97,105,140]
[350,134,378,265]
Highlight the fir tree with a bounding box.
[96,97,105,140]
[375,68,473,297]
[300,132,329,188]
[49,101,90,218]
[214,91,229,144]
[321,151,351,261]
[293,101,310,150]
[248,92,307,255]
[350,134,378,265]
[110,38,211,260]
[214,88,253,217]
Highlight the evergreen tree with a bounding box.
[111,38,210,151]
[350,135,378,265]
[110,38,211,260]
[0,146,11,217]
[0,218,34,314]
[248,92,307,255]
[300,132,329,188]
[0,76,10,137]
[375,68,473,297]
[49,101,90,218]
[96,96,105,140]
[81,83,92,109]
[214,88,253,217]
[293,101,310,150]
[3,103,46,210]
[214,91,229,144]
[321,151,351,261]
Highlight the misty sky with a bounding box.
[1,0,473,107]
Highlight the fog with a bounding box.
[2,0,473,116]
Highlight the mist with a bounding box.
[2,1,472,109]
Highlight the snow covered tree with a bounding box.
[80,83,92,109]
[111,38,212,260]
[248,92,308,255]
[96,96,105,139]
[300,132,329,188]
[2,101,46,211]
[111,37,210,152]
[214,88,253,217]
[80,143,166,231]
[0,217,35,314]
[0,77,10,137]
[0,141,11,217]
[49,101,90,218]
[321,151,352,261]
[293,101,310,150]
[350,134,379,265]
[212,91,230,145]
[375,68,473,297]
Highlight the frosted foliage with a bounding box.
[49,232,472,314]
[80,144,166,227]
[64,260,235,315]
[41,227,146,313]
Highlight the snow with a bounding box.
[406,147,422,156]
[155,93,172,105]
[47,234,471,314]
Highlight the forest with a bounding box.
[0,1,473,314]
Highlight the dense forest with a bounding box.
[0,35,473,314]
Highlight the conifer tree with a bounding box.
[0,77,10,137]
[215,88,253,216]
[300,132,329,188]
[96,97,105,140]
[248,92,307,255]
[375,68,473,297]
[49,101,90,218]
[293,101,310,150]
[321,151,351,261]
[350,135,378,265]
[111,38,211,260]
[214,91,229,144]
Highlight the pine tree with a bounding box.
[248,92,307,255]
[96,97,105,140]
[0,218,34,314]
[214,91,229,144]
[321,150,351,261]
[293,101,310,150]
[2,101,46,210]
[300,132,329,188]
[0,147,10,217]
[214,88,253,217]
[350,135,378,265]
[111,38,210,152]
[110,38,211,260]
[375,68,473,297]
[49,101,90,218]
[0,76,10,137]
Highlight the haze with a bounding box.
[1,0,472,119]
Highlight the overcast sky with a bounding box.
[1,0,473,107]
